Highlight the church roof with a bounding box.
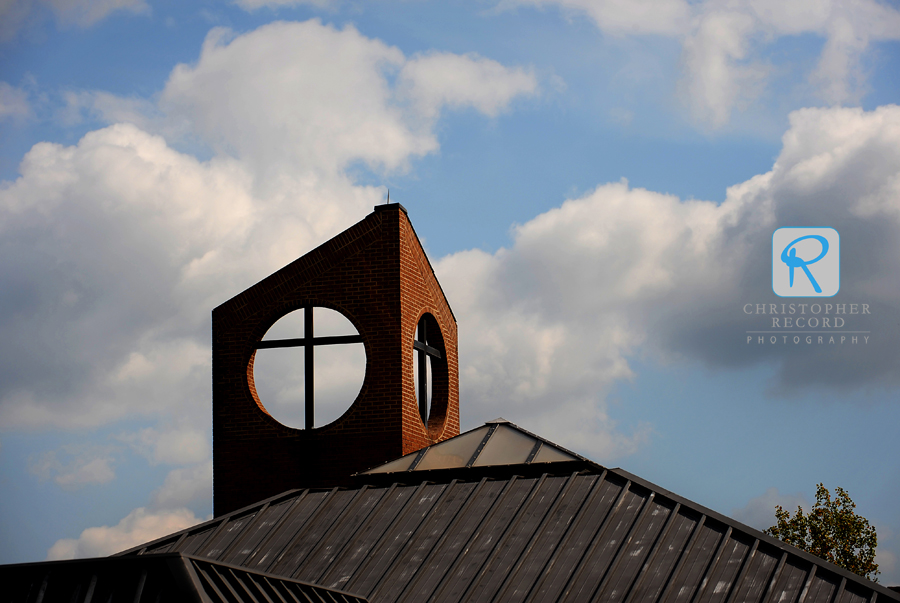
[114,422,898,603]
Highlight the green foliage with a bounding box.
[765,484,879,582]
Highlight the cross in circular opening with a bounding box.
[413,315,443,424]
[255,307,363,429]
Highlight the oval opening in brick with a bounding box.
[413,312,448,427]
[252,307,366,429]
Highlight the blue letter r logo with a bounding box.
[772,228,839,297]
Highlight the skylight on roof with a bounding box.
[363,420,580,474]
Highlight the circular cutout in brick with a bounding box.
[252,307,366,429]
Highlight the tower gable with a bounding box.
[212,204,459,515]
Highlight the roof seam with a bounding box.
[428,475,527,601]
[314,483,401,587]
[723,532,759,603]
[522,469,608,601]
[559,478,634,601]
[284,487,371,579]
[622,500,682,603]
[458,473,552,602]
[337,480,434,594]
[590,490,659,601]
[390,477,494,601]
[488,472,582,603]
[245,490,311,570]
[264,488,337,574]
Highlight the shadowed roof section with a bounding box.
[116,425,898,603]
[1,552,369,603]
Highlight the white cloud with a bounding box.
[398,52,537,122]
[0,20,538,434]
[5,16,899,505]
[8,102,894,463]
[678,0,900,125]
[160,21,415,181]
[46,507,202,559]
[679,10,769,128]
[0,82,31,120]
[160,20,537,188]
[435,104,900,457]
[0,124,256,429]
[805,1,900,106]
[503,0,900,127]
[731,487,809,531]
[437,181,723,460]
[28,444,118,489]
[150,460,212,509]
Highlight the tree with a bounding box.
[765,484,879,582]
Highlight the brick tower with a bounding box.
[212,204,460,515]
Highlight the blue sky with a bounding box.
[2,0,900,582]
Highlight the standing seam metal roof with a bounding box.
[120,465,898,603]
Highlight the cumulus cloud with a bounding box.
[6,100,898,465]
[502,0,900,127]
[398,52,537,121]
[731,487,809,530]
[150,460,212,509]
[160,20,537,187]
[6,18,899,546]
[0,124,255,429]
[0,121,377,430]
[0,19,537,434]
[438,182,721,459]
[679,0,900,126]
[161,21,415,181]
[46,507,202,559]
[435,104,900,457]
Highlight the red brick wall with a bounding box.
[212,204,460,515]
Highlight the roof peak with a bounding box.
[361,420,586,476]
[373,202,407,215]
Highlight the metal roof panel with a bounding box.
[115,453,898,603]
